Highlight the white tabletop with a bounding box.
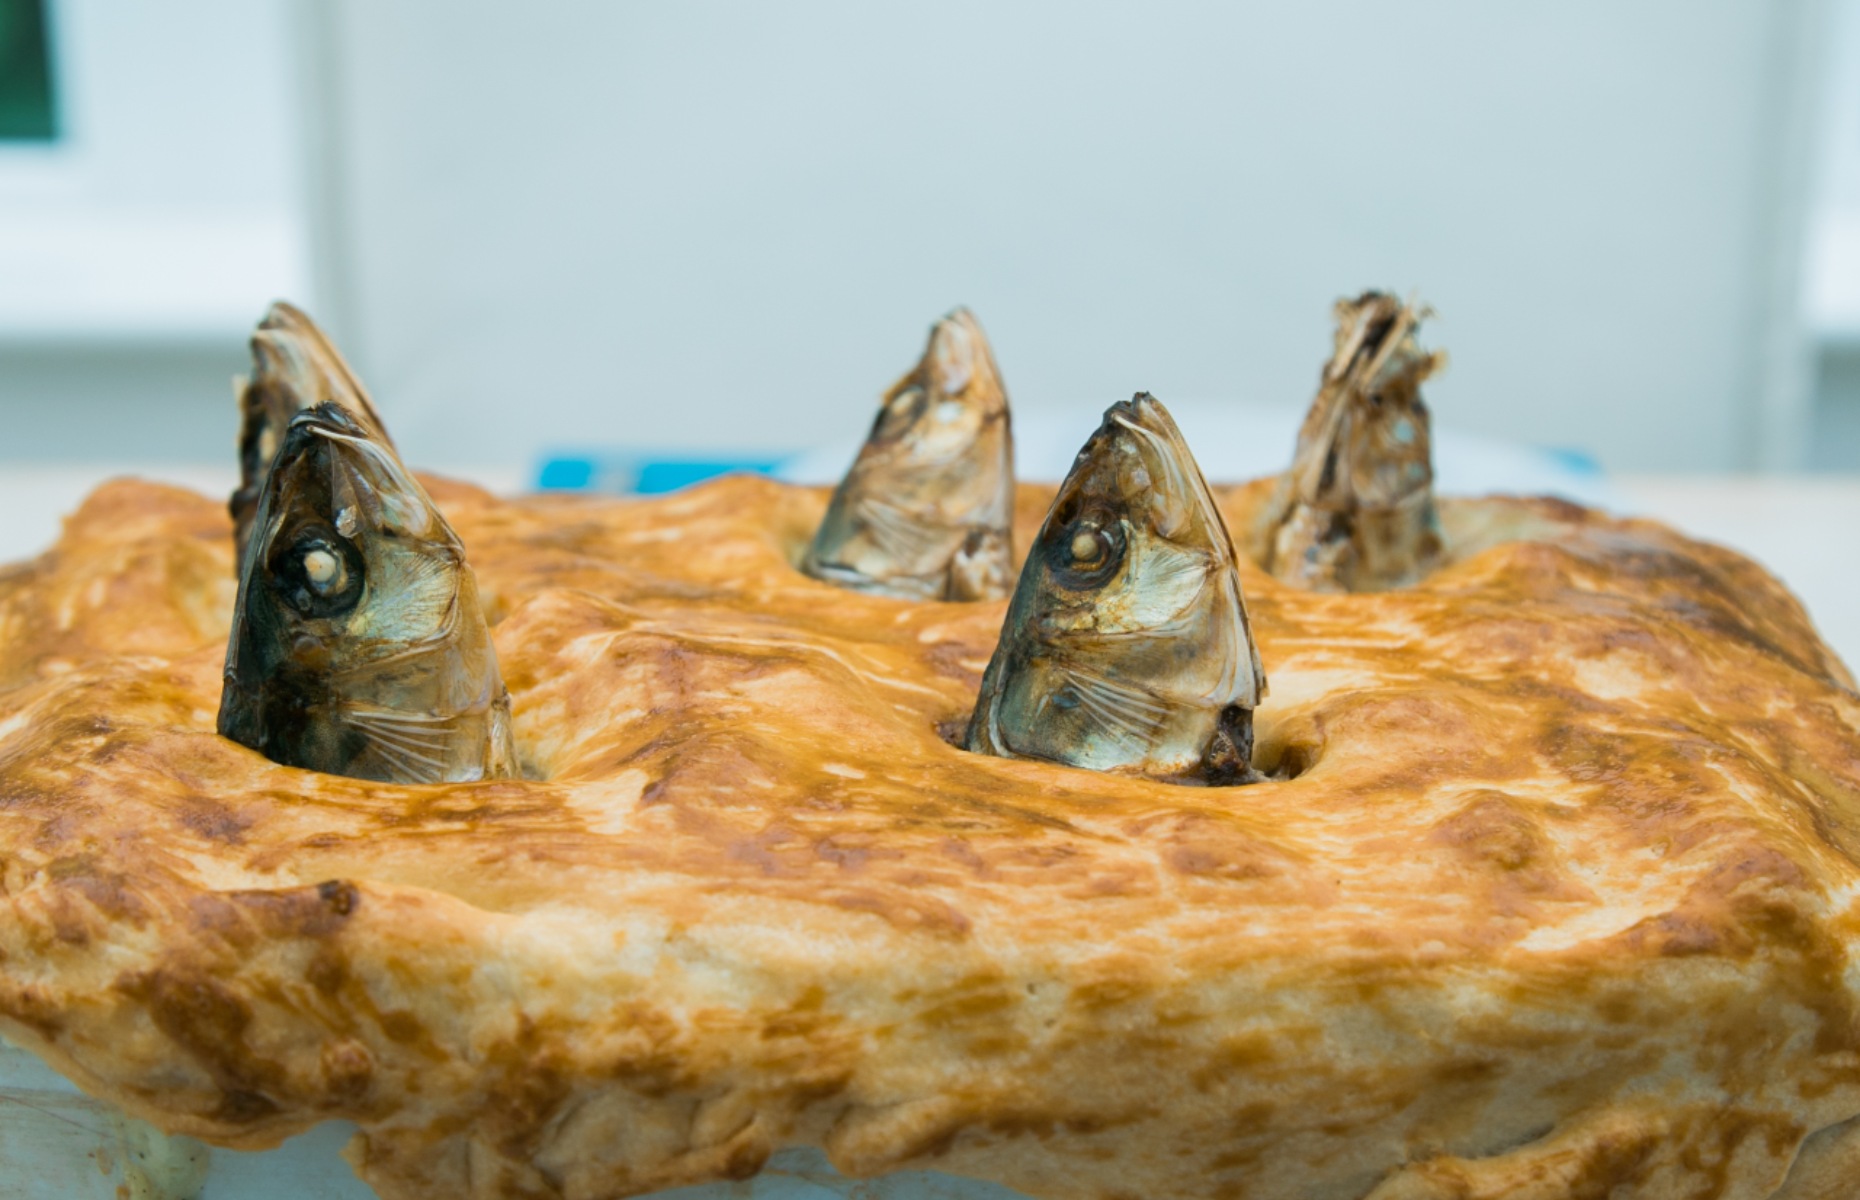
[1611,475,1860,675]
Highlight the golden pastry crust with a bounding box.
[0,475,1856,1200]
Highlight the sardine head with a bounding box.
[220,400,514,782]
[804,308,1015,600]
[1270,292,1445,592]
[1034,394,1236,641]
[862,308,1007,472]
[1291,291,1442,511]
[966,394,1266,782]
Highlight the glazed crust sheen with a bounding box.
[0,476,1858,1200]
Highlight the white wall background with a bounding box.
[305,0,1817,474]
[0,0,308,461]
[0,1,1828,474]
[1801,0,1860,469]
[0,0,305,324]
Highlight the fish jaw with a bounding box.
[965,393,1266,784]
[252,302,392,441]
[1268,291,1445,592]
[219,402,517,783]
[926,308,979,396]
[803,308,1015,600]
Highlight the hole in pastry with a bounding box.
[1249,727,1318,782]
[1265,741,1316,781]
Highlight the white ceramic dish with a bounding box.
[0,1037,1026,1199]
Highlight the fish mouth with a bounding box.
[283,401,372,448]
[249,327,307,388]
[1292,293,1440,507]
[234,302,399,574]
[924,308,994,404]
[1104,392,1179,440]
[867,311,1008,471]
[1093,393,1229,548]
[269,403,438,543]
[1325,291,1430,391]
[249,304,394,445]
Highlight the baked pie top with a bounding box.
[0,474,1857,1200]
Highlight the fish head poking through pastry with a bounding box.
[966,394,1267,784]
[802,308,1015,601]
[218,402,517,783]
[1265,291,1445,592]
[230,302,394,572]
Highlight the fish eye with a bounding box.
[871,387,926,443]
[268,526,364,618]
[303,548,345,593]
[1049,512,1125,584]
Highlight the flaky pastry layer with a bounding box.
[0,476,1857,1200]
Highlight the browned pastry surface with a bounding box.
[0,475,1858,1200]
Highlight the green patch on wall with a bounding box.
[0,0,56,141]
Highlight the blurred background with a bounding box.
[0,0,1857,653]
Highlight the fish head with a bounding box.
[1289,291,1442,512]
[222,399,512,781]
[243,402,464,662]
[966,394,1266,780]
[1269,292,1446,591]
[805,308,1015,598]
[1031,394,1237,642]
[861,308,1008,474]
